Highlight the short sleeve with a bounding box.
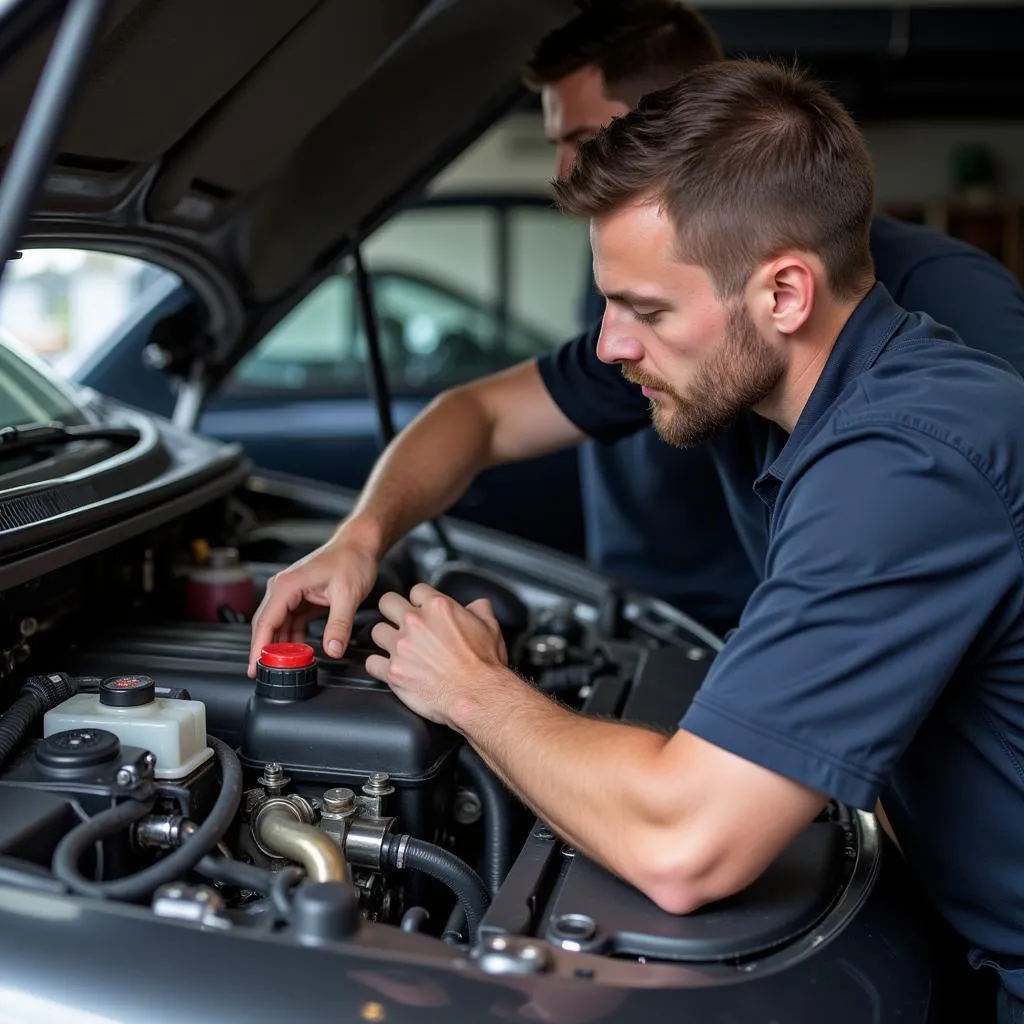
[896,253,1024,376]
[535,324,650,443]
[680,425,1021,809]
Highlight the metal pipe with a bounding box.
[0,0,109,289]
[255,805,350,884]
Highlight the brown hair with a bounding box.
[553,59,876,299]
[522,0,723,106]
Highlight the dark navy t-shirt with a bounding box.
[550,279,1024,996]
[561,215,1024,636]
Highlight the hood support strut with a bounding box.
[0,0,109,290]
[351,243,456,560]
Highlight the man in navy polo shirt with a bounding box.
[523,0,1024,637]
[352,61,1024,1021]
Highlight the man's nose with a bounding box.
[596,314,645,365]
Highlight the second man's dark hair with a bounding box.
[522,0,723,105]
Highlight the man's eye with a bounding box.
[633,310,661,326]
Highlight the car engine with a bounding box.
[0,483,883,980]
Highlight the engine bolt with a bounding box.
[258,762,290,795]
[323,788,356,814]
[363,772,394,797]
[116,766,137,787]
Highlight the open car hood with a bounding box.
[4,0,577,383]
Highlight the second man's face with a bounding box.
[542,66,629,181]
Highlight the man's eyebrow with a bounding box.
[603,289,674,308]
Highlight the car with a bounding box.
[59,193,590,556]
[0,1,979,1021]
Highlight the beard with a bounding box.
[621,302,785,449]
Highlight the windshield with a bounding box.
[0,330,87,430]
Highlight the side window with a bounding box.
[229,198,585,396]
[230,275,356,391]
[509,205,592,340]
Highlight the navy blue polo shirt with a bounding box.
[551,279,1024,995]
[684,283,1024,996]
[561,215,1024,636]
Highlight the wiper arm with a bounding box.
[0,421,140,455]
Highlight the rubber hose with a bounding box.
[0,695,41,766]
[384,836,490,943]
[442,902,466,945]
[196,856,273,894]
[0,672,76,768]
[457,745,511,896]
[400,906,430,933]
[270,866,304,919]
[52,736,243,902]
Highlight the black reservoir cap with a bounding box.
[37,728,121,770]
[100,674,156,708]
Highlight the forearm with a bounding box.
[340,388,493,556]
[454,670,680,898]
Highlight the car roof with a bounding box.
[5,0,577,380]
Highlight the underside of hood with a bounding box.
[1,0,577,374]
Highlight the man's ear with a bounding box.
[749,256,816,337]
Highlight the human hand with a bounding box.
[248,524,381,677]
[365,584,509,727]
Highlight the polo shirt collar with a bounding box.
[755,281,908,500]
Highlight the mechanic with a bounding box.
[358,62,1024,1021]
[525,0,1024,637]
[247,0,1024,653]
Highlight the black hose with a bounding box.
[442,902,466,945]
[400,906,430,933]
[196,856,273,894]
[457,746,511,897]
[51,795,157,895]
[384,836,489,943]
[270,865,304,918]
[52,736,243,902]
[0,672,76,768]
[0,696,42,765]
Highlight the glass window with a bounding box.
[0,332,86,429]
[229,264,558,395]
[0,249,179,367]
[509,205,592,339]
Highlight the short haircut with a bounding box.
[553,59,876,300]
[522,0,723,105]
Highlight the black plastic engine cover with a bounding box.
[241,681,458,786]
[535,646,851,962]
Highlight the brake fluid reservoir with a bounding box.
[44,675,213,780]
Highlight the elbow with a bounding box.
[630,837,749,916]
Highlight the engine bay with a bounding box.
[0,480,881,986]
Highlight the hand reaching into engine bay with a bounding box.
[366,584,510,727]
[247,522,381,678]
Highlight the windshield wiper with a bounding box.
[0,422,140,456]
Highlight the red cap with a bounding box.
[259,642,316,669]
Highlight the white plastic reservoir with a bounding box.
[44,674,213,780]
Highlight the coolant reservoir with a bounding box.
[44,674,213,780]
